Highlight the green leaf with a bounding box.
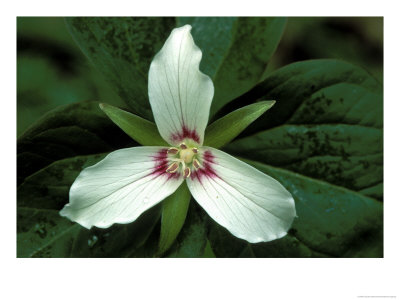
[99,103,167,146]
[17,17,126,137]
[65,17,175,118]
[67,17,285,118]
[126,201,208,258]
[164,202,208,258]
[208,159,383,258]
[158,183,191,255]
[202,239,216,258]
[204,101,275,148]
[17,207,80,258]
[17,101,132,186]
[17,206,160,258]
[224,59,383,199]
[17,153,161,258]
[178,17,286,116]
[18,153,107,210]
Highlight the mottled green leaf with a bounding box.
[208,159,383,258]
[178,17,286,116]
[17,206,160,258]
[158,183,191,255]
[17,207,80,258]
[17,153,161,258]
[18,154,106,210]
[99,103,167,146]
[17,101,132,186]
[204,101,275,148]
[65,17,175,118]
[224,59,383,199]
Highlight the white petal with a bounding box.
[60,147,184,229]
[186,147,296,243]
[149,25,214,146]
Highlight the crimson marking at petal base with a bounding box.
[151,149,180,180]
[171,124,200,144]
[191,150,219,183]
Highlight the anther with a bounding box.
[193,159,201,169]
[192,148,198,153]
[166,162,179,173]
[179,143,187,149]
[167,147,179,155]
[183,167,191,178]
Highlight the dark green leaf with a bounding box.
[17,207,80,258]
[224,59,383,199]
[67,17,286,119]
[65,17,175,118]
[178,17,286,116]
[70,205,160,258]
[99,103,167,146]
[125,199,208,258]
[158,183,191,255]
[17,101,132,186]
[17,206,160,258]
[208,159,383,258]
[17,17,126,137]
[18,154,106,210]
[204,101,275,148]
[164,202,208,258]
[17,153,161,257]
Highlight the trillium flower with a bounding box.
[60,25,296,243]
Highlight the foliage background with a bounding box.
[17,17,383,258]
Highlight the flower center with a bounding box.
[165,143,200,178]
[179,148,195,164]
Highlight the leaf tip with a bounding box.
[256,100,276,112]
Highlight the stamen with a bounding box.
[192,148,198,154]
[167,147,179,155]
[183,167,191,178]
[193,159,201,169]
[179,143,187,150]
[166,162,179,173]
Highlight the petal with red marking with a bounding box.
[148,25,214,146]
[60,147,183,229]
[187,147,296,243]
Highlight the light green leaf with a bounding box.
[208,159,383,258]
[158,183,191,256]
[202,239,216,258]
[99,103,167,146]
[224,59,383,199]
[178,17,286,116]
[204,101,275,148]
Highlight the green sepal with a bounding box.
[203,100,275,149]
[99,103,168,146]
[158,183,191,256]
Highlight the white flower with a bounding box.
[60,25,296,243]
